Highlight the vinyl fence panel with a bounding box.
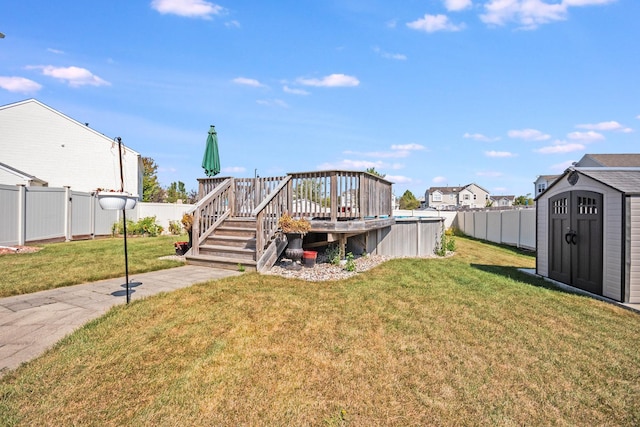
[0,184,19,246]
[25,187,65,242]
[71,191,93,238]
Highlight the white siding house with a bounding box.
[0,99,142,195]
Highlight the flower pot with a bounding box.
[97,192,128,210]
[124,195,138,210]
[285,233,304,262]
[303,250,317,268]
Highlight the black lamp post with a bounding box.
[116,137,132,304]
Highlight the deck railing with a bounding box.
[288,171,392,220]
[191,178,233,255]
[198,176,285,217]
[251,176,292,260]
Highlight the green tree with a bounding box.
[142,157,165,202]
[366,167,386,178]
[399,190,420,210]
[514,193,534,206]
[294,179,327,205]
[166,181,188,203]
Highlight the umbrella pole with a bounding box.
[117,137,130,304]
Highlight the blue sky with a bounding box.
[1,0,638,199]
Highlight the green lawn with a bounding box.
[0,235,186,297]
[1,237,639,426]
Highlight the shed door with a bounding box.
[548,191,603,295]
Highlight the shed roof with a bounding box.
[577,168,640,195]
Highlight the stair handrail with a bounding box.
[251,175,292,260]
[191,178,234,255]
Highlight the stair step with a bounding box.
[205,235,256,249]
[186,254,257,272]
[215,225,256,238]
[199,244,256,261]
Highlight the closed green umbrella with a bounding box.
[202,125,221,177]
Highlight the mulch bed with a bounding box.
[0,246,42,255]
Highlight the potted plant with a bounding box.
[277,213,311,263]
[181,212,194,248]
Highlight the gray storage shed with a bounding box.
[536,167,640,303]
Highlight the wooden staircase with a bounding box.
[186,217,258,271]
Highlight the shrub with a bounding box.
[168,220,182,235]
[112,216,164,237]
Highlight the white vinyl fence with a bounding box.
[0,184,194,246]
[454,208,536,250]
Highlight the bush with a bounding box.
[168,220,182,235]
[112,216,164,237]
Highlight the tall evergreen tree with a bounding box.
[142,157,165,202]
[399,190,420,210]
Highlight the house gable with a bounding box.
[0,99,141,194]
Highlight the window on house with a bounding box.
[537,183,546,193]
[473,194,477,200]
[463,194,470,201]
[432,192,442,202]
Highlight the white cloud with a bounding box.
[256,99,288,108]
[480,0,617,29]
[222,166,246,173]
[444,0,472,11]
[566,131,604,142]
[225,20,241,28]
[576,120,631,132]
[0,76,42,93]
[283,85,309,95]
[407,14,465,33]
[28,65,109,87]
[373,46,407,61]
[385,175,412,184]
[476,171,503,177]
[232,77,264,87]
[433,176,447,183]
[391,143,425,151]
[47,48,65,54]
[563,0,616,6]
[535,141,585,154]
[463,132,500,142]
[317,159,384,170]
[297,74,360,87]
[151,0,224,19]
[508,128,551,141]
[485,150,516,158]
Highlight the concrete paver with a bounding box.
[0,265,241,377]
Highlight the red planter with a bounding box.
[303,250,317,267]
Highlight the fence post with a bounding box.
[64,186,72,241]
[17,185,26,246]
[90,192,96,239]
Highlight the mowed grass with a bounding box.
[2,237,640,426]
[0,235,186,297]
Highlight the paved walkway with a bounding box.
[0,266,241,376]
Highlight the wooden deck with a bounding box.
[188,171,394,271]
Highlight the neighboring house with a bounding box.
[534,175,560,196]
[426,183,490,210]
[490,195,515,208]
[0,162,48,187]
[0,99,142,195]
